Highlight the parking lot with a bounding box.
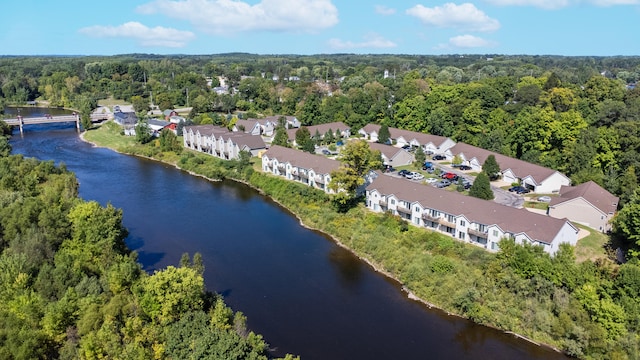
[383,159,525,208]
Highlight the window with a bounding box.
[458,232,465,240]
[430,209,439,217]
[492,230,499,237]
[414,217,420,225]
[390,199,395,205]
[415,206,421,212]
[460,220,466,227]
[446,214,455,223]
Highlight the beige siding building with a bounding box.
[548,181,619,232]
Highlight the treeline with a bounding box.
[0,150,296,358]
[2,54,640,248]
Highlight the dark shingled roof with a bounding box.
[287,122,350,141]
[264,145,340,175]
[367,174,574,245]
[550,181,619,214]
[361,124,450,148]
[448,142,565,184]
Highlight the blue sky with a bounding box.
[2,0,639,56]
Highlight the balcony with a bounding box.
[291,168,298,176]
[468,228,488,238]
[315,176,325,184]
[438,218,456,228]
[378,199,387,206]
[299,171,309,179]
[396,205,411,214]
[422,213,439,222]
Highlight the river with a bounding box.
[6,107,569,360]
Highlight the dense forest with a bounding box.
[2,53,640,359]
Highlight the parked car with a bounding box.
[398,169,411,178]
[462,179,473,189]
[509,185,530,194]
[459,165,472,171]
[423,161,434,169]
[321,149,331,155]
[425,177,438,184]
[411,172,424,181]
[441,172,458,181]
[537,196,552,202]
[432,154,446,161]
[435,179,451,188]
[383,165,395,173]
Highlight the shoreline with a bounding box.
[77,129,565,356]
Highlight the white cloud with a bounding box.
[406,3,500,32]
[79,22,195,47]
[328,33,397,50]
[448,34,494,48]
[375,5,396,15]
[137,0,339,35]
[485,0,638,9]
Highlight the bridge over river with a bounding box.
[3,113,110,134]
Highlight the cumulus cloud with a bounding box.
[137,0,339,35]
[374,5,396,15]
[406,3,500,32]
[328,33,397,50]
[79,22,195,47]
[485,0,638,9]
[448,34,495,48]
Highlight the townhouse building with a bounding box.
[183,124,266,160]
[262,145,340,193]
[366,174,579,256]
[549,181,619,232]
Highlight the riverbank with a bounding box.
[79,125,572,357]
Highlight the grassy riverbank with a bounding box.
[82,123,638,359]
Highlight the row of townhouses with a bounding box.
[365,173,579,255]
[233,115,301,137]
[358,124,570,194]
[183,125,267,160]
[262,145,340,193]
[178,118,616,237]
[259,143,579,255]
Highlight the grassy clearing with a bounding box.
[83,121,137,152]
[98,98,131,107]
[523,200,549,210]
[574,224,612,263]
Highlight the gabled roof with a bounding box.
[361,124,451,149]
[448,142,565,185]
[234,119,260,131]
[287,122,350,141]
[229,133,266,150]
[368,142,409,161]
[550,181,619,214]
[184,124,230,137]
[113,111,138,125]
[251,115,290,125]
[367,174,574,245]
[264,145,340,175]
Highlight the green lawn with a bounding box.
[573,224,613,263]
[98,98,131,107]
[523,200,549,211]
[83,121,136,152]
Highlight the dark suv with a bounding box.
[432,154,446,161]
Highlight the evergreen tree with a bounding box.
[469,172,494,200]
[414,146,426,167]
[482,154,501,181]
[272,127,289,147]
[324,129,335,144]
[378,124,390,144]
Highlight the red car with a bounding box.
[441,172,458,181]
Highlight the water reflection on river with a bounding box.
[7,107,568,360]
